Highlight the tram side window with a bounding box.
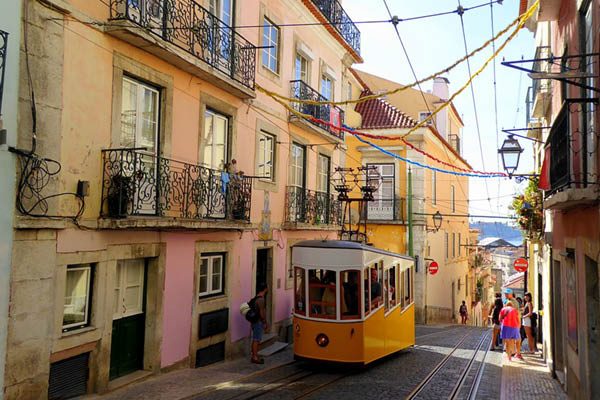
[369,266,382,310]
[400,269,406,308]
[341,270,360,319]
[364,267,371,316]
[309,269,337,319]
[294,267,306,316]
[407,266,413,304]
[387,265,397,309]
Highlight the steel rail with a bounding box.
[448,330,491,399]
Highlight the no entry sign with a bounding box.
[429,261,439,275]
[514,258,528,273]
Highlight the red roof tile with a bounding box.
[355,90,417,129]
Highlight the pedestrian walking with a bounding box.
[473,299,483,326]
[522,292,539,353]
[500,298,523,361]
[488,293,503,350]
[503,288,522,357]
[459,300,468,324]
[249,283,269,364]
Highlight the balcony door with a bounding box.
[202,110,229,218]
[367,163,395,220]
[316,154,331,224]
[120,77,160,215]
[209,0,234,68]
[289,143,306,222]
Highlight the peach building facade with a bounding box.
[4,0,360,397]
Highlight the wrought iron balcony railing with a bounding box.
[0,30,8,116]
[285,186,341,225]
[101,148,252,221]
[547,107,570,197]
[109,0,256,89]
[310,0,360,55]
[290,80,344,140]
[365,197,406,222]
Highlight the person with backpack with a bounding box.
[248,283,268,364]
[488,293,503,350]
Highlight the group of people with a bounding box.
[489,288,538,361]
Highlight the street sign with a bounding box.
[429,261,439,275]
[514,258,528,273]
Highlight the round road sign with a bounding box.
[429,261,439,275]
[514,258,528,273]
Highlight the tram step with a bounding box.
[258,341,288,357]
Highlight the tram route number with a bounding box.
[429,261,439,275]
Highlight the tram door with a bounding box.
[256,248,273,325]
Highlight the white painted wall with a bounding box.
[0,1,21,397]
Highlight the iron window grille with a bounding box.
[290,80,344,140]
[285,186,341,225]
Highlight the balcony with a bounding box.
[108,0,255,97]
[0,30,7,116]
[530,46,552,119]
[365,197,407,223]
[544,107,598,210]
[284,186,341,226]
[289,80,344,141]
[307,0,361,55]
[101,148,252,226]
[448,134,461,155]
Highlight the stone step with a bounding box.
[257,332,278,350]
[258,341,288,357]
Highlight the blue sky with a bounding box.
[343,0,536,221]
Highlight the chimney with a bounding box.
[432,76,449,100]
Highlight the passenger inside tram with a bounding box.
[321,271,337,317]
[342,270,359,318]
[308,270,324,315]
[370,267,382,308]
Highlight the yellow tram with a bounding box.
[292,240,415,365]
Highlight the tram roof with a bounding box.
[292,240,413,261]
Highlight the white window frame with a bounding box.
[262,17,279,73]
[203,109,229,170]
[317,154,330,194]
[199,254,225,298]
[419,111,433,125]
[63,264,93,331]
[320,74,333,101]
[120,76,160,154]
[257,131,275,181]
[113,259,145,320]
[294,53,309,83]
[289,143,305,188]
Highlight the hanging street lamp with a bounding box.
[498,135,523,177]
[432,211,443,232]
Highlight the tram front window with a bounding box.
[341,270,360,319]
[294,267,306,316]
[308,269,337,319]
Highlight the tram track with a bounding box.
[406,328,492,400]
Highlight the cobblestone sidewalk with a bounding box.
[500,352,566,400]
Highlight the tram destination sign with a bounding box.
[514,258,528,273]
[429,261,439,275]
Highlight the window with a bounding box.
[384,265,397,312]
[294,267,306,317]
[257,131,275,180]
[431,170,437,205]
[368,163,395,219]
[289,143,305,188]
[317,154,330,194]
[294,53,308,82]
[321,74,333,101]
[199,254,225,297]
[445,232,449,259]
[63,264,93,331]
[458,233,462,256]
[341,270,360,320]
[419,111,433,125]
[452,233,456,258]
[209,0,233,25]
[120,77,159,154]
[346,81,352,101]
[203,110,229,170]
[113,259,145,319]
[308,269,337,319]
[451,185,455,213]
[262,18,279,72]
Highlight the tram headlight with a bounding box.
[315,333,329,347]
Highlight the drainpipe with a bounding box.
[408,166,413,257]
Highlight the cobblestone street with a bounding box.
[81,325,567,399]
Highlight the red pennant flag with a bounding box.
[538,147,550,191]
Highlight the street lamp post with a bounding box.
[497,135,539,181]
[432,211,443,232]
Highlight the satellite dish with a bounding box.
[350,208,361,225]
